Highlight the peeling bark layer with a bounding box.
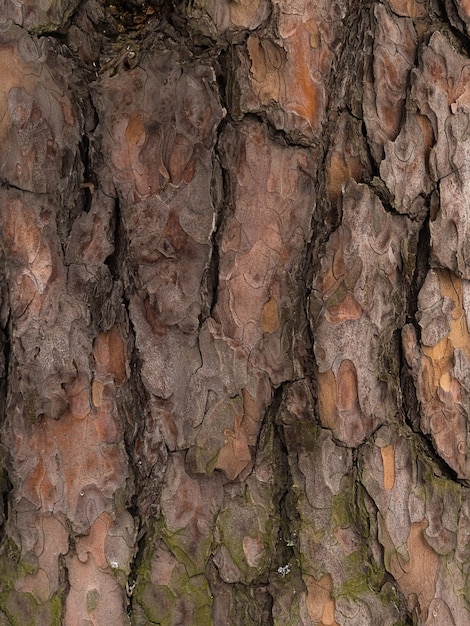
[1,1,470,625]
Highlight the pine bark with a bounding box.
[1,1,470,624]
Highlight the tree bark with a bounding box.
[0,0,470,624]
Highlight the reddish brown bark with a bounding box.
[1,1,470,625]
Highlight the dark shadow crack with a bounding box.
[78,134,97,214]
[398,211,467,486]
[272,385,302,578]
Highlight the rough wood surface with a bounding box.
[1,1,470,625]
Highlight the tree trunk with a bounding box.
[1,0,470,624]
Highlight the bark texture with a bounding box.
[1,0,470,625]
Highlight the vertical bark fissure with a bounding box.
[78,126,98,215]
[272,385,303,580]
[399,208,430,435]
[436,0,470,55]
[205,119,229,321]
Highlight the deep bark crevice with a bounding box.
[407,211,431,326]
[400,377,464,486]
[77,81,100,207]
[204,113,230,321]
[272,387,302,580]
[436,0,470,56]
[397,210,466,486]
[57,552,70,622]
[125,502,145,619]
[0,465,11,547]
[400,345,464,487]
[104,195,122,283]
[78,135,96,214]
[229,582,274,626]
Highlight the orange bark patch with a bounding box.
[93,401,119,443]
[261,297,280,333]
[91,380,104,407]
[422,338,453,391]
[337,359,361,417]
[438,270,470,351]
[76,512,113,569]
[390,519,438,619]
[93,326,128,386]
[305,18,320,48]
[283,26,319,130]
[125,114,145,145]
[19,406,124,523]
[325,292,363,323]
[65,551,124,625]
[162,210,189,253]
[327,151,363,206]
[416,113,434,155]
[318,369,338,431]
[381,444,395,491]
[318,230,363,323]
[462,0,470,17]
[421,270,470,395]
[327,153,350,205]
[418,269,469,475]
[306,574,339,626]
[215,414,251,480]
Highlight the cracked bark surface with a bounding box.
[1,1,470,625]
